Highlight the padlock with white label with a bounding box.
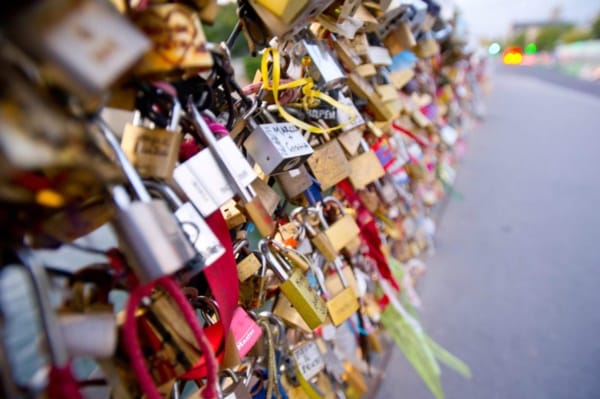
[143,180,225,278]
[95,119,196,283]
[259,240,327,330]
[243,107,314,176]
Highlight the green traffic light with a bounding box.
[524,43,537,54]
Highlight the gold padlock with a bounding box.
[251,177,281,216]
[321,260,359,326]
[294,208,338,263]
[120,111,182,180]
[337,128,364,157]
[132,3,213,76]
[383,21,416,56]
[306,137,351,191]
[260,241,327,330]
[347,143,385,190]
[320,197,361,253]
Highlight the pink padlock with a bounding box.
[230,307,262,358]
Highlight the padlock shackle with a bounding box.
[144,180,184,209]
[258,240,288,281]
[187,99,254,203]
[15,248,69,367]
[94,118,152,202]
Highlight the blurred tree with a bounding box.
[561,28,592,43]
[203,3,248,58]
[591,13,600,39]
[535,25,572,51]
[507,32,527,49]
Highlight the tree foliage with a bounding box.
[535,25,572,51]
[507,32,527,49]
[561,28,592,44]
[592,13,600,39]
[203,3,248,58]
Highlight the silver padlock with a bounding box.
[15,249,74,387]
[144,181,225,276]
[366,45,393,67]
[244,106,314,176]
[301,36,346,90]
[220,369,253,399]
[95,119,196,283]
[187,101,276,237]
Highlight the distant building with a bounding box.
[510,20,572,43]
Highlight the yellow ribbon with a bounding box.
[261,48,357,134]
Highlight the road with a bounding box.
[376,67,600,399]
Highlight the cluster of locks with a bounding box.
[0,0,487,398]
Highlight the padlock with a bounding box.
[325,262,361,300]
[414,31,440,59]
[347,139,386,190]
[318,260,359,327]
[243,108,314,176]
[331,36,363,70]
[4,0,150,101]
[276,165,314,200]
[220,368,253,399]
[269,238,312,273]
[58,311,117,359]
[301,37,346,89]
[120,92,183,179]
[251,177,282,215]
[96,119,196,283]
[292,340,325,382]
[259,240,327,330]
[306,136,351,191]
[336,92,366,134]
[187,101,276,237]
[16,250,97,398]
[230,307,263,359]
[131,3,213,76]
[319,197,361,254]
[144,180,225,275]
[249,0,332,39]
[221,198,248,229]
[234,240,263,282]
[382,21,416,56]
[294,208,338,263]
[238,250,269,309]
[366,45,393,67]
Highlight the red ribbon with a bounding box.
[336,180,400,291]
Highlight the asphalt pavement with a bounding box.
[376,67,600,399]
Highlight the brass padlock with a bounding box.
[120,96,183,179]
[319,260,359,326]
[319,197,361,254]
[233,239,263,282]
[132,3,213,76]
[260,240,327,330]
[294,208,338,263]
[383,21,416,56]
[251,177,281,216]
[347,139,386,190]
[306,137,351,191]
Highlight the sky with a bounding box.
[443,0,600,39]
